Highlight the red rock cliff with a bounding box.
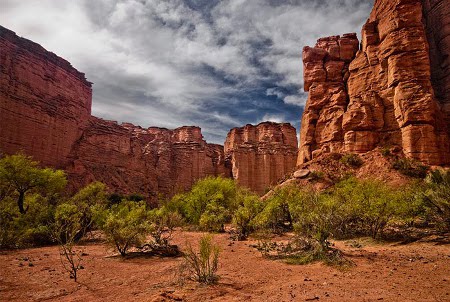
[0,26,229,199]
[225,122,298,194]
[67,120,229,199]
[0,26,92,168]
[298,0,450,166]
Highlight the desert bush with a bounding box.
[393,158,428,178]
[381,147,391,157]
[0,154,66,214]
[421,169,450,230]
[232,192,264,239]
[340,153,364,167]
[182,234,220,284]
[68,182,108,240]
[331,177,414,239]
[52,203,85,282]
[308,171,325,182]
[0,194,56,248]
[167,177,241,231]
[98,201,151,256]
[147,207,182,248]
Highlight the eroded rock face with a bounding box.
[0,26,92,168]
[298,34,359,163]
[0,26,230,199]
[67,120,230,199]
[225,122,298,194]
[299,0,450,166]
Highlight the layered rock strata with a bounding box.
[299,0,450,166]
[67,120,230,198]
[0,26,229,199]
[0,26,92,168]
[225,122,298,194]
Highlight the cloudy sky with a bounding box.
[1,0,373,144]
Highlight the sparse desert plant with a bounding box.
[381,147,392,157]
[147,207,182,249]
[392,157,428,178]
[52,203,85,282]
[308,171,325,182]
[182,234,220,284]
[98,200,151,256]
[421,169,450,230]
[340,153,364,168]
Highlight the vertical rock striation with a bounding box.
[0,26,92,168]
[299,0,450,166]
[0,26,230,199]
[225,122,298,194]
[67,121,229,199]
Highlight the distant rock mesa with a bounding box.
[224,122,298,194]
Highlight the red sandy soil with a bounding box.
[0,231,449,302]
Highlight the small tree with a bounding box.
[53,203,85,282]
[69,182,108,240]
[232,192,264,239]
[99,201,150,256]
[0,154,66,214]
[183,234,220,284]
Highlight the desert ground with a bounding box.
[1,231,449,302]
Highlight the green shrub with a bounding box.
[340,153,364,167]
[232,192,264,239]
[166,177,241,231]
[308,171,325,182]
[392,158,428,178]
[98,201,151,256]
[0,154,66,214]
[331,177,414,238]
[0,194,56,248]
[68,182,108,240]
[381,147,391,157]
[421,169,450,230]
[148,207,182,248]
[52,202,85,282]
[182,234,220,284]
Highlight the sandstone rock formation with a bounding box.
[0,26,92,168]
[298,0,450,166]
[0,26,229,199]
[225,122,298,194]
[67,120,230,199]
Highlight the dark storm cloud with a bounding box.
[0,0,373,143]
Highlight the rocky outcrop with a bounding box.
[0,26,92,168]
[67,120,229,199]
[299,0,450,166]
[225,122,298,194]
[0,26,230,199]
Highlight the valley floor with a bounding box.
[0,231,449,302]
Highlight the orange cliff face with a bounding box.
[67,120,230,199]
[298,0,450,166]
[0,26,92,168]
[0,25,230,199]
[224,122,298,195]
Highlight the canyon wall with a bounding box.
[1,26,297,197]
[298,0,450,166]
[0,26,92,168]
[225,122,298,194]
[0,26,230,199]
[67,120,230,199]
